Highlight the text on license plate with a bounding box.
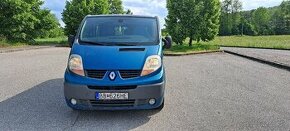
[96,92,129,100]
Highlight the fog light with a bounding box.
[71,99,77,105]
[149,99,156,105]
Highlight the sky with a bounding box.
[42,0,284,27]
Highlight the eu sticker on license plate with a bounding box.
[96,92,129,100]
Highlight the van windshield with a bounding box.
[79,17,159,46]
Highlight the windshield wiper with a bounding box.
[113,43,137,46]
[80,41,140,46]
[80,40,108,46]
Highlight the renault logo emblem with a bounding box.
[109,71,116,80]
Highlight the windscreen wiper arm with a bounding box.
[80,40,108,46]
[114,43,137,46]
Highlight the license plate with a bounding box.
[96,92,129,100]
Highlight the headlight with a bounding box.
[68,54,85,76]
[141,55,161,76]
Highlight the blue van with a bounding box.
[64,15,172,110]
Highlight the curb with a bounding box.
[164,50,222,56]
[0,46,55,53]
[220,46,290,51]
[224,50,290,72]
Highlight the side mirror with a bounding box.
[162,36,172,49]
[68,35,75,48]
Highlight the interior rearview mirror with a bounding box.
[162,36,172,49]
[68,35,75,48]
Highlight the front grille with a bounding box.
[86,70,106,79]
[88,85,137,90]
[90,100,135,107]
[119,70,141,79]
[86,70,141,79]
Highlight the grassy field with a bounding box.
[202,35,290,49]
[164,44,220,54]
[0,37,67,48]
[0,40,28,48]
[2,35,290,52]
[34,37,67,46]
[165,35,290,53]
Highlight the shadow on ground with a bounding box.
[0,78,157,130]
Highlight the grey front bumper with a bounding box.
[64,82,165,110]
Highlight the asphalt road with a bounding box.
[222,47,290,67]
[0,48,290,130]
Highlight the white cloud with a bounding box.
[123,0,167,27]
[239,0,282,10]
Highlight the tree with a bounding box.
[165,17,186,45]
[0,0,61,42]
[165,0,185,45]
[219,0,243,35]
[220,0,233,35]
[125,9,133,15]
[253,7,271,35]
[238,18,257,35]
[35,9,63,38]
[231,0,242,35]
[108,0,124,14]
[161,28,168,36]
[166,0,221,46]
[273,0,290,35]
[62,0,109,36]
[199,0,221,42]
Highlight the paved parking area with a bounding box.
[0,48,290,130]
[222,47,290,67]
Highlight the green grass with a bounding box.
[202,35,290,49]
[0,40,28,48]
[165,44,220,53]
[2,35,290,51]
[0,37,68,48]
[34,37,67,46]
[0,42,9,48]
[165,35,290,53]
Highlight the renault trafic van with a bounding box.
[64,15,171,110]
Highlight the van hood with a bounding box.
[70,44,161,70]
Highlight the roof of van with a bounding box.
[85,14,158,19]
